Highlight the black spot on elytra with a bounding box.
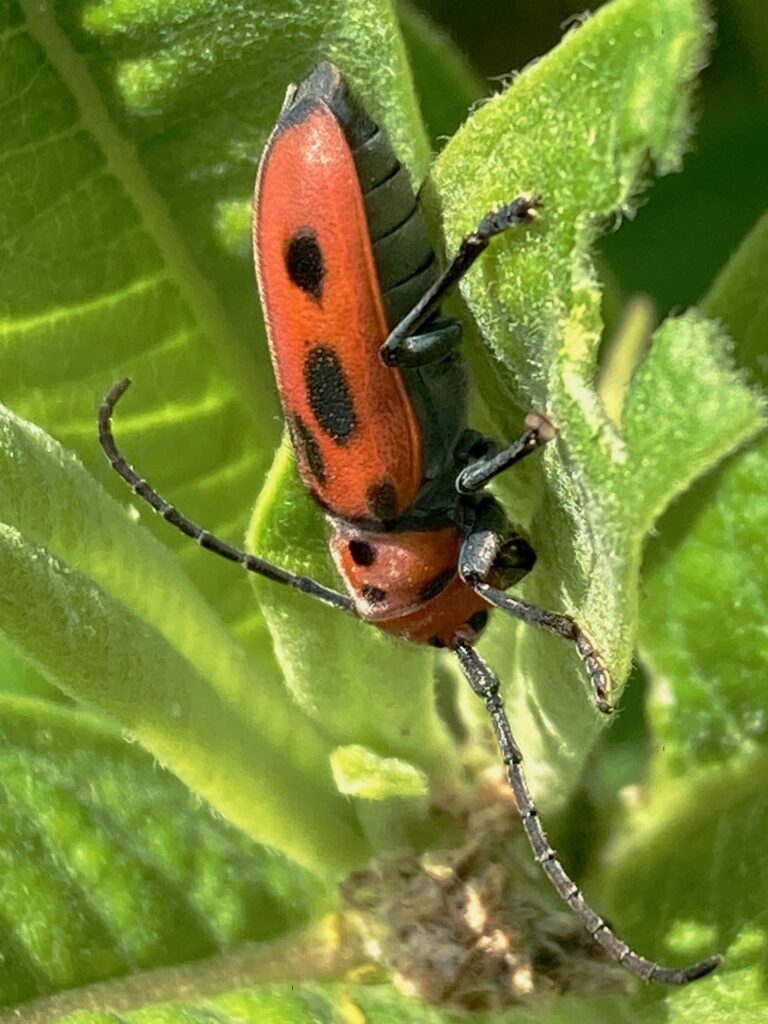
[361,584,387,605]
[285,228,325,300]
[367,481,397,521]
[304,345,357,445]
[290,415,326,486]
[349,539,376,566]
[468,610,489,633]
[418,568,454,603]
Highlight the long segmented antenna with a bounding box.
[98,378,355,613]
[453,642,721,986]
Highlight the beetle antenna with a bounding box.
[98,379,355,613]
[453,641,721,986]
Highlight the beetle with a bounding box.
[99,61,720,987]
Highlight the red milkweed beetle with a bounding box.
[99,61,720,986]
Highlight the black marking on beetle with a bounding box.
[290,414,327,486]
[367,480,398,521]
[285,228,325,300]
[418,568,454,604]
[304,345,357,445]
[349,539,376,566]
[428,635,447,649]
[468,610,489,634]
[361,584,387,605]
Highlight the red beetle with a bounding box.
[99,61,719,986]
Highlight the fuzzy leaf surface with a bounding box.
[428,0,763,803]
[0,405,366,874]
[595,215,768,1021]
[0,696,324,1009]
[641,213,768,768]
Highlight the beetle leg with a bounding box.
[380,317,461,368]
[458,495,536,598]
[472,581,614,715]
[456,412,556,493]
[99,379,356,614]
[380,196,541,365]
[454,642,721,986]
[457,498,508,584]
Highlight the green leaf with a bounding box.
[425,0,764,804]
[621,311,763,530]
[0,405,366,874]
[594,214,768,1021]
[640,213,768,769]
[2,0,276,646]
[700,213,768,378]
[330,745,429,800]
[330,744,430,852]
[601,755,768,1023]
[0,694,324,1008]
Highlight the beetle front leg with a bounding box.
[458,499,536,591]
[380,317,462,368]
[456,412,556,493]
[474,581,614,715]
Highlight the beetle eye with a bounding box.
[491,536,536,590]
[467,610,489,633]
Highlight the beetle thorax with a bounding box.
[329,522,491,648]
